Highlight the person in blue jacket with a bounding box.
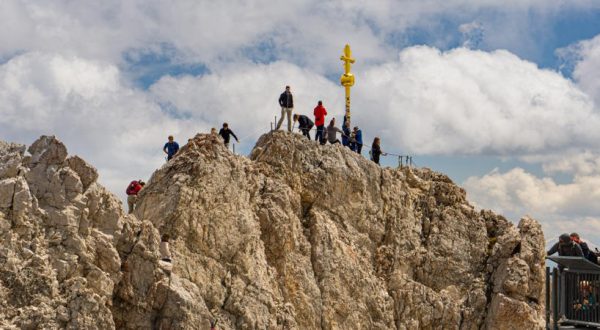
[350,126,363,154]
[163,135,179,161]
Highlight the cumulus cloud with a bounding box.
[463,167,600,243]
[350,46,600,155]
[0,52,199,196]
[2,0,599,73]
[149,62,344,133]
[569,35,600,106]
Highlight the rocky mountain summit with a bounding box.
[0,132,545,329]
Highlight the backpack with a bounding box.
[126,181,138,195]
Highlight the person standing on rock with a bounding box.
[547,233,583,257]
[277,85,294,132]
[163,135,180,161]
[342,117,351,147]
[350,126,363,154]
[293,114,314,139]
[326,118,343,144]
[218,123,239,148]
[126,180,145,214]
[314,100,327,144]
[370,137,387,165]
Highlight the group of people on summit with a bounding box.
[277,85,385,164]
[159,85,387,166]
[124,84,395,265]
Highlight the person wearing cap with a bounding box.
[547,233,583,257]
[163,135,180,161]
[277,85,294,132]
[571,232,597,263]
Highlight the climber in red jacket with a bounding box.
[313,101,327,144]
[126,180,145,214]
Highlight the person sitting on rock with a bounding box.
[370,137,387,165]
[293,114,314,140]
[326,118,343,145]
[218,123,239,148]
[160,234,172,263]
[163,135,180,161]
[126,180,145,214]
[571,233,597,263]
[547,233,583,257]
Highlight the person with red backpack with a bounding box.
[126,180,145,214]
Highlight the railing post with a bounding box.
[552,268,559,330]
[546,267,550,329]
[233,143,236,154]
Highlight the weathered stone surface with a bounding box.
[0,132,546,329]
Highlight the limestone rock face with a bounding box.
[0,132,545,329]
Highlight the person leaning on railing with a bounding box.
[547,233,583,257]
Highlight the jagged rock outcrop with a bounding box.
[0,132,545,329]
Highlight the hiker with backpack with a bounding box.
[293,114,314,139]
[219,123,239,148]
[126,180,145,214]
[371,137,387,165]
[326,118,343,145]
[277,85,294,132]
[313,101,327,144]
[547,233,584,257]
[163,135,180,161]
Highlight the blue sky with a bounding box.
[2,0,600,244]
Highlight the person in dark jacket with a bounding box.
[342,117,351,147]
[218,123,239,148]
[547,233,584,257]
[293,114,314,139]
[571,233,597,263]
[277,85,294,132]
[163,135,179,161]
[371,137,387,165]
[350,126,363,154]
[313,101,327,144]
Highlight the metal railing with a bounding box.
[546,256,600,329]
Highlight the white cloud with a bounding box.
[0,52,199,198]
[2,0,599,73]
[149,61,344,139]
[463,166,600,244]
[569,35,600,106]
[350,46,600,155]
